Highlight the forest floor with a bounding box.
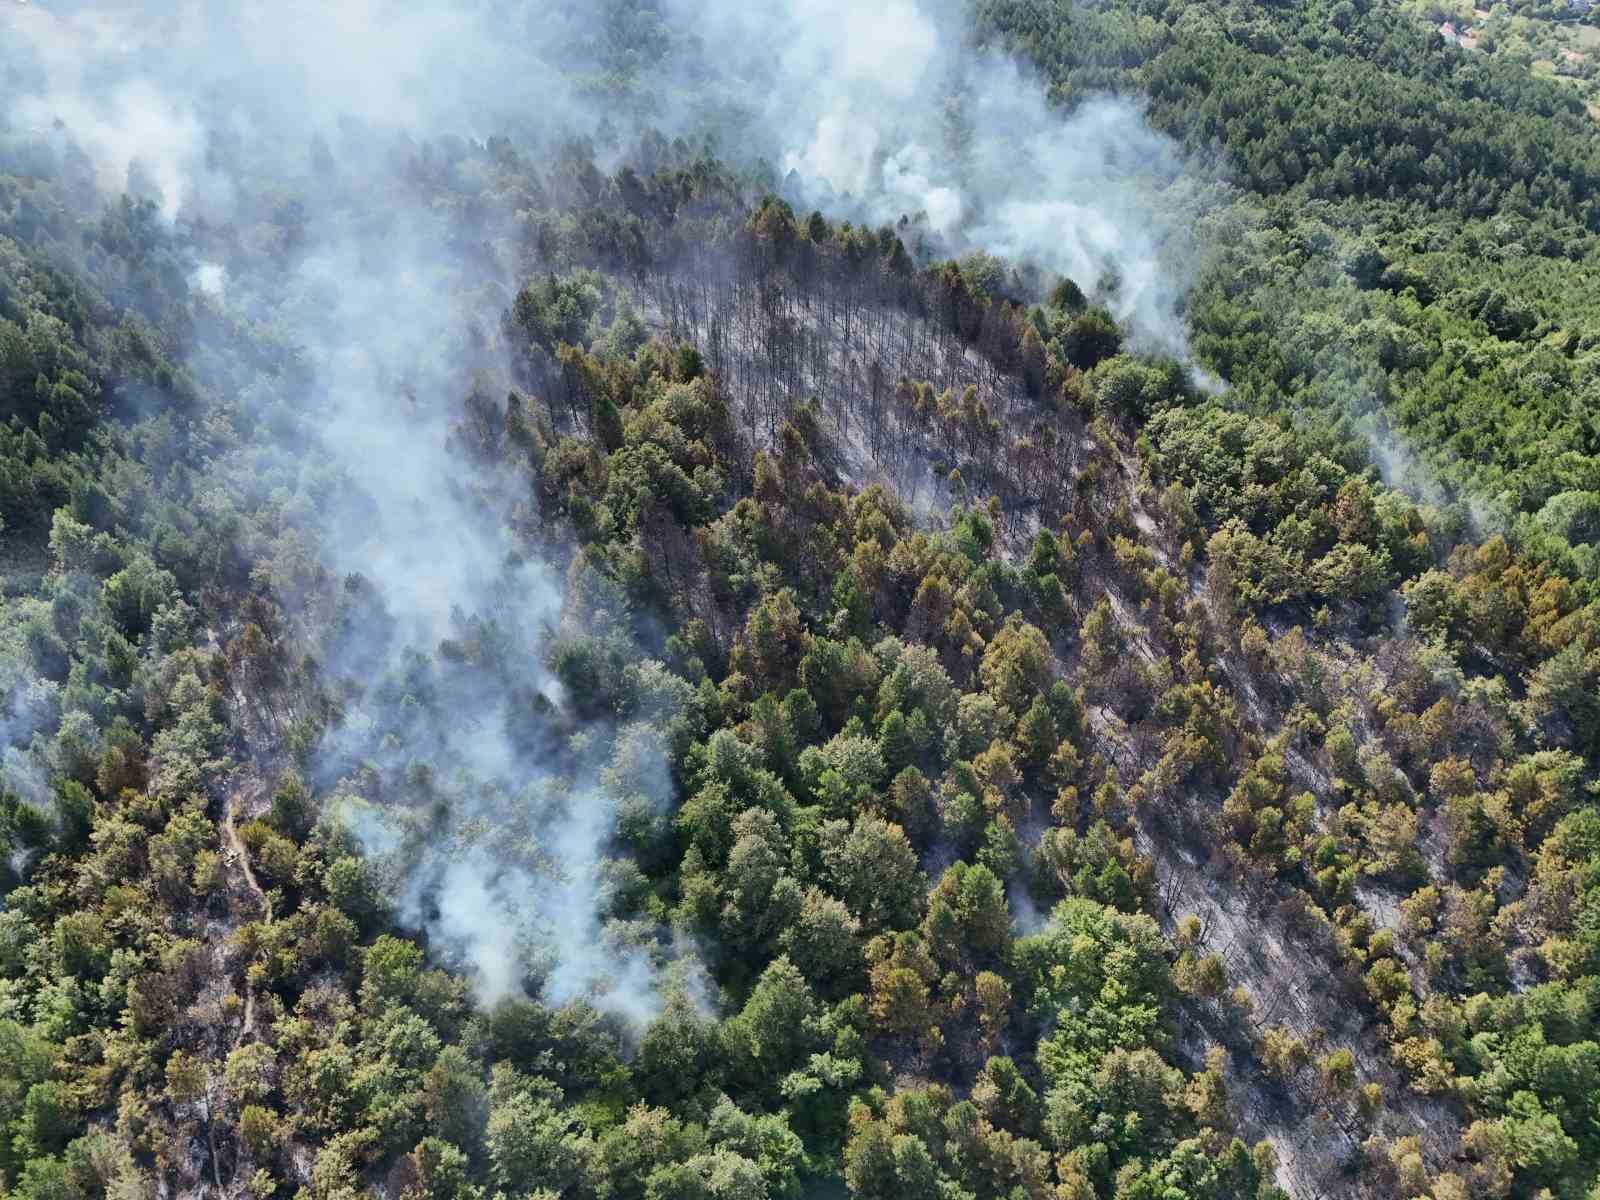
[635,282,1462,1199]
[640,276,1046,510]
[1135,804,1459,1196]
[1087,437,1463,1197]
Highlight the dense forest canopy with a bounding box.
[0,3,1597,1200]
[979,0,1600,576]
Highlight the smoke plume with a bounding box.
[0,0,1211,1020]
[676,0,1210,351]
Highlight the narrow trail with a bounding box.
[195,621,297,1196]
[220,777,270,1047]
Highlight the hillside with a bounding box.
[0,3,1597,1200]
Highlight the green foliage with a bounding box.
[4,26,1600,1198]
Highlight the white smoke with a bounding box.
[4,6,203,217]
[676,0,1211,353]
[1,0,1215,1020]
[0,678,60,805]
[191,261,226,298]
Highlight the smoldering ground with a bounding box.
[0,0,1214,1020]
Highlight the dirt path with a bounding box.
[220,777,271,1046]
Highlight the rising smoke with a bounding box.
[0,0,1211,1020]
[679,0,1209,353]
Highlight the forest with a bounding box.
[0,1,1598,1200]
